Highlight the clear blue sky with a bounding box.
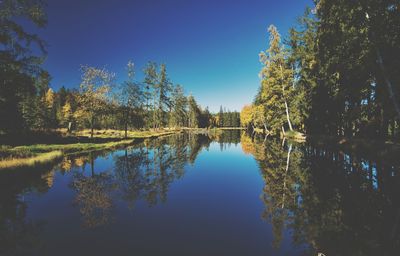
[40,0,311,112]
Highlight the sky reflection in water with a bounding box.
[0,131,399,256]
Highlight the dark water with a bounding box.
[1,131,399,256]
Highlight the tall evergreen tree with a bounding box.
[258,25,294,135]
[287,8,318,133]
[143,61,158,129]
[156,64,172,128]
[0,0,47,133]
[119,61,144,138]
[188,95,201,128]
[170,85,188,127]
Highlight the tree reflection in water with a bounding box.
[0,164,55,255]
[1,131,399,255]
[67,133,212,228]
[70,152,115,228]
[241,132,400,255]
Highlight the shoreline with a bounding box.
[0,128,243,170]
[3,128,399,170]
[0,130,181,170]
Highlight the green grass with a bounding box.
[73,129,180,139]
[0,129,180,170]
[0,150,63,169]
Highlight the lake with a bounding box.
[1,131,399,255]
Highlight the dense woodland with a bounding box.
[0,0,240,139]
[2,0,400,141]
[241,0,400,140]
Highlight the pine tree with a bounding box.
[120,61,144,138]
[258,25,294,134]
[170,85,188,127]
[0,0,47,133]
[156,64,172,128]
[218,106,224,127]
[143,62,158,129]
[287,8,318,133]
[188,95,200,128]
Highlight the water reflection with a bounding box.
[242,132,400,255]
[0,165,52,254]
[70,154,115,228]
[0,131,399,255]
[66,133,213,228]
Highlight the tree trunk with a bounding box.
[125,107,129,139]
[90,115,94,139]
[376,48,400,121]
[282,143,292,209]
[284,100,293,131]
[279,65,293,131]
[153,96,157,130]
[125,122,128,139]
[251,124,256,136]
[263,121,270,135]
[365,11,400,121]
[90,154,94,177]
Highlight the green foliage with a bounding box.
[169,85,188,127]
[248,1,400,140]
[77,66,115,138]
[215,106,240,128]
[187,95,201,128]
[256,25,294,135]
[0,0,47,133]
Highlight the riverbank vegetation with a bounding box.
[0,129,181,169]
[0,0,241,145]
[241,1,400,142]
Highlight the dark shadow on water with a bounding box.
[242,132,400,255]
[0,163,55,255]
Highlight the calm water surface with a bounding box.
[1,131,399,255]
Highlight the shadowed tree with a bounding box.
[0,0,47,133]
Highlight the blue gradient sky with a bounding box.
[41,0,311,112]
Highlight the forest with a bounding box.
[1,1,400,255]
[241,0,400,141]
[0,0,240,141]
[3,0,399,142]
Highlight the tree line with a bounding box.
[241,1,400,140]
[0,0,241,139]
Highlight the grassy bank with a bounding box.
[0,150,63,169]
[0,129,180,170]
[72,129,182,139]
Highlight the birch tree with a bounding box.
[78,66,114,138]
